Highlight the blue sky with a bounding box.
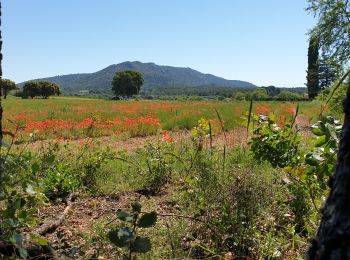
[3,0,315,87]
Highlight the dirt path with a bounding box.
[22,127,249,152]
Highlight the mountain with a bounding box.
[21,61,256,91]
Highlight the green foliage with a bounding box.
[249,114,301,168]
[0,78,17,99]
[318,56,341,90]
[34,144,78,201]
[35,144,112,201]
[317,87,331,101]
[39,81,61,98]
[0,134,45,258]
[276,91,304,101]
[191,118,212,142]
[263,85,281,96]
[23,80,61,99]
[307,0,350,65]
[246,88,269,101]
[180,147,291,258]
[232,91,246,100]
[112,70,144,98]
[79,149,114,189]
[138,141,176,194]
[23,81,41,99]
[306,36,320,99]
[304,116,341,190]
[107,202,157,259]
[284,116,341,235]
[40,159,80,201]
[328,82,347,116]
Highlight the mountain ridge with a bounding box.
[20,61,256,91]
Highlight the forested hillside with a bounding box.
[20,61,256,91]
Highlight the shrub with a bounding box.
[36,143,112,201]
[0,134,45,258]
[179,148,291,258]
[249,114,301,168]
[107,202,157,259]
[137,141,177,194]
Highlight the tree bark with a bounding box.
[308,83,350,259]
[0,0,3,173]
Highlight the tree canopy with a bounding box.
[307,0,350,66]
[318,56,341,90]
[39,81,61,99]
[0,78,16,99]
[111,70,144,98]
[23,81,61,99]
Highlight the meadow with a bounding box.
[1,96,334,259]
[3,97,322,141]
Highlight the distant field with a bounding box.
[2,97,323,141]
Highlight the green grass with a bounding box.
[3,97,323,135]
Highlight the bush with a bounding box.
[132,140,177,194]
[249,114,301,168]
[36,143,112,201]
[329,83,347,116]
[107,202,157,259]
[179,148,291,258]
[0,134,45,258]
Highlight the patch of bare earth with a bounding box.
[20,127,250,153]
[33,188,179,258]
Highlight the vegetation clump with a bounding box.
[112,70,144,98]
[23,81,61,99]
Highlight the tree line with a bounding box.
[22,81,61,99]
[0,79,62,99]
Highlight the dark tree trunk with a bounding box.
[308,83,350,259]
[0,0,3,173]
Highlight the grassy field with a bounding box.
[3,97,323,141]
[1,96,331,259]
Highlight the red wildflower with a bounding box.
[162,130,173,142]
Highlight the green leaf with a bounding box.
[132,202,142,213]
[131,237,151,253]
[117,210,133,222]
[17,210,28,219]
[137,211,157,228]
[18,247,28,259]
[306,166,315,176]
[31,162,40,173]
[30,233,48,246]
[108,227,134,247]
[315,135,327,147]
[10,232,22,245]
[312,127,324,136]
[14,198,26,210]
[305,154,320,166]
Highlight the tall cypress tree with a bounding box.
[306,36,320,99]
